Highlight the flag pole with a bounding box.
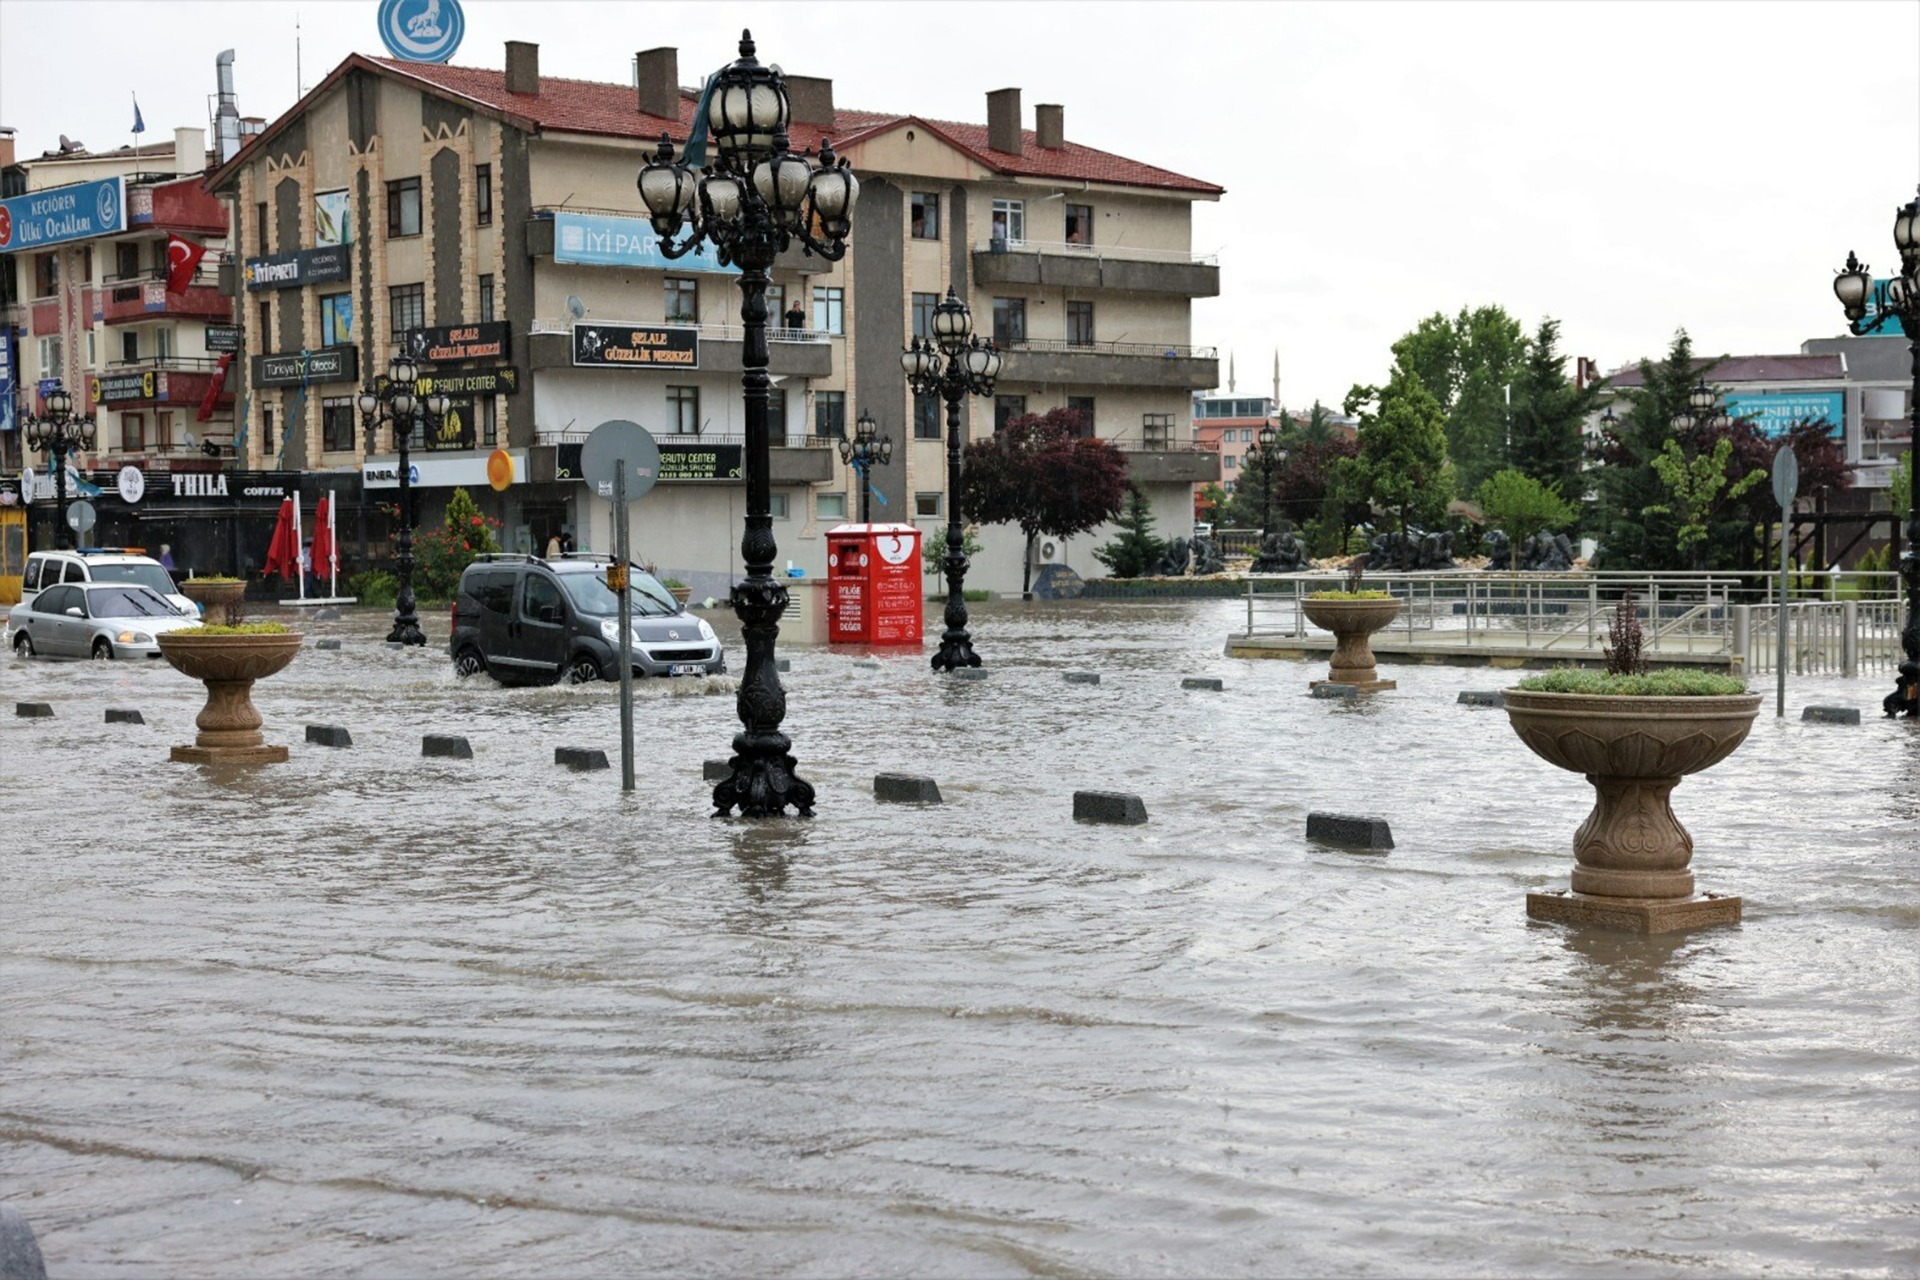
[292,489,306,601]
[327,489,338,597]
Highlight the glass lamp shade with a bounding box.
[357,390,380,417]
[46,387,71,417]
[931,289,971,353]
[1688,382,1717,413]
[78,418,98,450]
[389,354,417,387]
[1258,424,1279,449]
[877,435,893,465]
[964,341,995,380]
[1671,411,1696,433]
[1834,252,1872,318]
[808,162,859,239]
[704,174,742,224]
[900,341,934,381]
[854,410,877,445]
[1893,198,1918,255]
[982,343,1003,381]
[638,147,696,234]
[837,438,853,465]
[392,392,416,417]
[427,393,452,417]
[708,37,788,163]
[753,150,814,218]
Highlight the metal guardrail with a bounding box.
[995,336,1218,359]
[973,238,1220,267]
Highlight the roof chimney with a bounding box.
[786,75,835,128]
[635,47,678,120]
[505,41,540,96]
[173,126,206,175]
[1035,103,1063,151]
[0,127,16,171]
[986,87,1021,155]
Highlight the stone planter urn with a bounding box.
[157,631,303,765]
[666,585,692,607]
[1301,595,1402,692]
[1503,689,1761,932]
[179,578,247,624]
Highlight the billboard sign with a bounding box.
[1723,391,1845,438]
[572,323,698,369]
[243,244,350,291]
[0,327,13,433]
[0,177,127,251]
[403,321,510,364]
[253,346,360,387]
[551,211,734,274]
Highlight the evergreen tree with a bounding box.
[1093,485,1168,578]
[1507,318,1598,499]
[1589,329,1707,568]
[1341,368,1453,542]
[1390,305,1529,494]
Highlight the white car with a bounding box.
[20,548,198,618]
[9,582,207,661]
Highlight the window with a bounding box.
[994,395,1026,432]
[322,397,356,452]
[115,242,140,280]
[154,412,175,450]
[992,297,1026,344]
[262,405,275,453]
[769,492,791,520]
[87,331,95,365]
[256,300,272,350]
[914,392,941,440]
[37,336,63,379]
[478,274,495,323]
[34,253,58,297]
[386,177,422,237]
[321,294,353,347]
[1065,203,1093,245]
[1066,396,1096,438]
[665,277,699,324]
[254,202,269,252]
[121,331,139,364]
[523,573,562,622]
[815,391,846,439]
[816,492,847,521]
[475,164,492,226]
[389,283,425,341]
[812,286,844,335]
[1224,455,1237,469]
[1143,412,1173,448]
[1066,300,1094,347]
[991,198,1025,245]
[666,385,700,435]
[910,192,940,240]
[912,291,939,339]
[767,386,788,432]
[154,327,172,361]
[915,492,942,518]
[122,413,145,451]
[478,394,498,447]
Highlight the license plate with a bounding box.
[668,663,704,676]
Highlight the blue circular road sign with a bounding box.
[377,0,465,64]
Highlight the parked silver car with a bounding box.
[8,582,207,661]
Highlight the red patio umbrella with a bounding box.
[263,496,298,580]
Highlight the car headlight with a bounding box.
[600,618,621,640]
[115,631,152,644]
[698,619,717,642]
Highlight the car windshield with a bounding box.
[559,568,678,617]
[86,586,176,618]
[90,563,179,596]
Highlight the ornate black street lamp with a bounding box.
[1257,421,1282,535]
[1670,380,1729,434]
[903,287,1001,672]
[838,409,893,523]
[22,382,97,550]
[357,351,449,646]
[1833,188,1920,717]
[636,30,859,816]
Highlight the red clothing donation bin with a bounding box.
[825,523,923,646]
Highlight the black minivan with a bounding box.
[450,553,726,685]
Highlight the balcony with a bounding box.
[100,270,231,325]
[525,209,831,275]
[92,356,235,414]
[527,432,837,485]
[1123,448,1220,485]
[991,337,1219,391]
[972,239,1219,297]
[525,325,834,379]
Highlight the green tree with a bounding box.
[413,487,503,600]
[961,408,1129,597]
[1474,468,1578,564]
[1893,449,1914,523]
[1093,485,1168,578]
[1194,482,1229,526]
[1589,329,1708,568]
[1507,318,1599,498]
[1341,368,1453,542]
[1390,305,1529,493]
[1221,430,1286,530]
[1643,436,1765,570]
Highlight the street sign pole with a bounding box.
[614,461,635,792]
[1772,446,1800,719]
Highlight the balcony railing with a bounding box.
[528,318,831,344]
[992,336,1218,359]
[974,239,1218,267]
[100,280,231,325]
[542,429,839,450]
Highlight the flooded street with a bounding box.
[3,597,1915,1277]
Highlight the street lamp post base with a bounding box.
[931,634,981,672]
[388,620,426,646]
[713,749,815,818]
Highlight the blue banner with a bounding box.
[1724,390,1845,438]
[0,327,13,433]
[0,177,127,252]
[551,212,736,275]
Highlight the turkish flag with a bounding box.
[166,234,207,295]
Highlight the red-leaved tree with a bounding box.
[961,409,1129,597]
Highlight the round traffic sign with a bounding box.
[1770,445,1799,511]
[580,419,661,505]
[67,499,97,533]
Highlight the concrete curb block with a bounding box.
[306,725,353,748]
[0,1203,48,1280]
[775,659,791,673]
[315,639,343,651]
[853,659,884,671]
[1307,812,1394,850]
[105,708,145,724]
[1457,691,1504,707]
[314,608,343,621]
[1181,677,1225,691]
[423,734,473,759]
[703,758,731,781]
[951,667,988,681]
[1064,671,1101,685]
[1310,684,1358,700]
[1801,705,1861,725]
[14,703,53,719]
[1074,790,1147,824]
[556,746,610,771]
[875,773,942,804]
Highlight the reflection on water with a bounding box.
[2,598,1915,1278]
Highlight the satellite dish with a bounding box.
[59,134,72,149]
[183,429,199,448]
[566,296,587,320]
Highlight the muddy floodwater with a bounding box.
[2,598,1915,1277]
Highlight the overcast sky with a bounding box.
[3,1,1916,409]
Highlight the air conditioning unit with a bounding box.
[1034,537,1063,564]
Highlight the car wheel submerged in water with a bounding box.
[91,638,113,660]
[13,632,33,658]
[453,648,487,679]
[566,653,603,685]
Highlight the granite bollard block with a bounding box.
[952,667,988,681]
[315,638,343,651]
[1064,671,1101,685]
[776,658,791,673]
[853,659,884,671]
[1182,677,1225,691]
[1801,705,1861,725]
[306,725,353,748]
[0,1203,48,1280]
[555,746,610,771]
[105,708,145,724]
[14,703,52,719]
[703,758,732,781]
[875,773,943,804]
[1307,812,1395,851]
[1310,683,1359,700]
[423,734,473,759]
[314,607,343,621]
[1458,691,1504,707]
[1074,790,1147,825]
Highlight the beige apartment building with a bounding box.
[205,40,1222,594]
